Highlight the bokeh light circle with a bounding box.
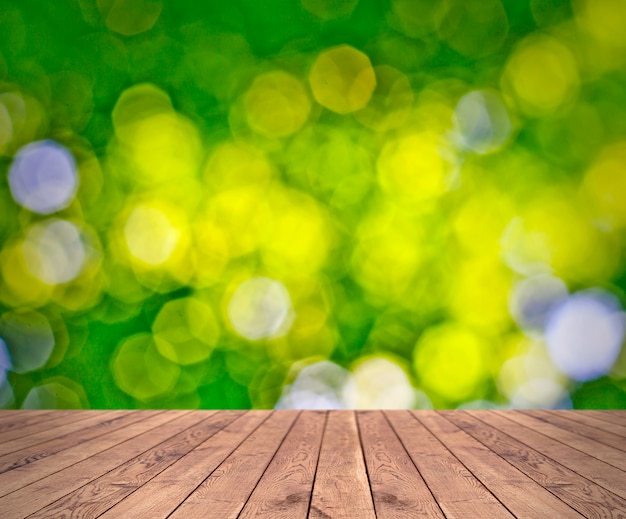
[22,380,85,409]
[503,35,579,116]
[437,0,509,58]
[111,333,180,402]
[0,338,11,386]
[545,290,624,382]
[454,90,512,154]
[377,132,451,202]
[309,45,376,114]
[98,0,163,37]
[22,219,88,285]
[511,378,571,409]
[355,65,414,132]
[582,141,626,229]
[124,203,183,267]
[228,277,294,341]
[0,310,54,373]
[8,140,78,214]
[244,71,311,138]
[276,360,354,409]
[509,274,568,334]
[350,356,416,409]
[414,323,489,403]
[153,297,220,365]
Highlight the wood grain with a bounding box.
[504,411,626,471]
[0,410,623,518]
[416,411,584,518]
[581,410,626,427]
[99,411,266,518]
[309,411,376,519]
[478,410,626,500]
[28,411,240,518]
[0,411,193,518]
[0,411,86,444]
[0,410,57,432]
[388,411,515,519]
[169,411,298,519]
[361,410,444,518]
[527,410,626,452]
[445,411,626,518]
[238,410,326,519]
[0,410,133,473]
[559,410,626,436]
[0,410,122,456]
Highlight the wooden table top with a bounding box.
[0,410,624,518]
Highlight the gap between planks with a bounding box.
[0,410,624,518]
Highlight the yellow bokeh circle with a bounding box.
[309,45,376,114]
[152,297,220,365]
[503,35,579,116]
[111,333,180,402]
[244,71,311,138]
[377,131,451,203]
[582,141,626,229]
[355,65,414,132]
[414,322,489,403]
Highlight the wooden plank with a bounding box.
[0,411,84,446]
[28,411,242,518]
[445,411,626,518]
[581,410,626,427]
[415,411,585,518]
[562,411,626,436]
[0,410,123,455]
[0,411,197,518]
[0,410,60,433]
[527,410,626,453]
[238,411,326,519]
[0,410,48,422]
[0,409,624,518]
[0,411,170,498]
[0,410,133,473]
[358,411,444,518]
[478,411,626,500]
[387,411,514,519]
[504,411,626,471]
[169,411,298,519]
[0,411,94,445]
[0,410,54,421]
[100,411,268,518]
[309,412,374,519]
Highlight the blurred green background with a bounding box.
[1,0,626,410]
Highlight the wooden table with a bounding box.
[0,410,624,518]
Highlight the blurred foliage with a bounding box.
[1,0,626,410]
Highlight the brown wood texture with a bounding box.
[238,411,325,519]
[360,410,444,518]
[169,411,299,519]
[0,410,623,518]
[388,411,515,518]
[309,411,375,519]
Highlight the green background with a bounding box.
[1,0,626,410]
